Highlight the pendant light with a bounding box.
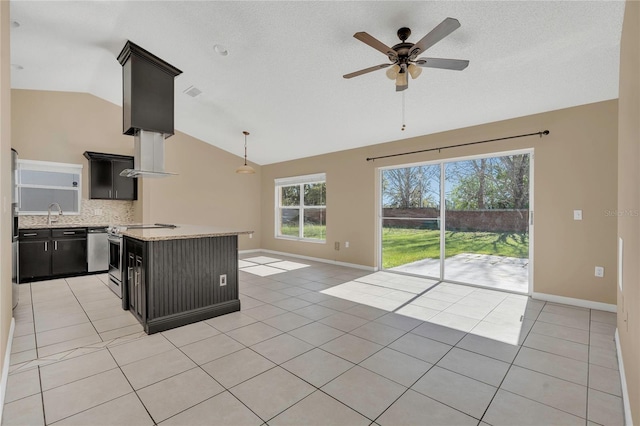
[235,131,255,174]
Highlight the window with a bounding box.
[18,159,82,215]
[275,173,326,242]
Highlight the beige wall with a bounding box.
[137,130,261,250]
[11,89,261,250]
[262,100,618,305]
[12,89,135,201]
[0,0,11,386]
[617,0,639,423]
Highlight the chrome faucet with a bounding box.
[48,203,63,225]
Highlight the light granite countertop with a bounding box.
[121,225,254,242]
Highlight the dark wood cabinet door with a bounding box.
[19,240,51,281]
[52,238,87,275]
[112,159,137,200]
[135,253,145,320]
[127,240,145,323]
[89,159,113,199]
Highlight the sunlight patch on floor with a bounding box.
[322,273,528,345]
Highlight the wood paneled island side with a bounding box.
[120,225,252,334]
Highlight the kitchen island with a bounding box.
[121,225,252,334]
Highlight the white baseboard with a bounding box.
[532,292,617,312]
[0,317,16,423]
[238,249,262,255]
[615,329,634,426]
[249,249,376,272]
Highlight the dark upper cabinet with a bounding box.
[84,152,137,200]
[89,159,113,199]
[112,160,136,200]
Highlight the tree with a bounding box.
[447,154,529,210]
[382,166,439,208]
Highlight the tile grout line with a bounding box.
[476,300,545,424]
[158,327,269,425]
[368,320,478,424]
[478,302,602,423]
[390,280,444,313]
[37,365,47,425]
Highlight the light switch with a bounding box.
[573,210,583,220]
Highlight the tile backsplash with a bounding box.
[19,199,135,227]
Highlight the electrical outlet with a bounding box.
[595,266,604,278]
[94,208,103,216]
[219,274,227,286]
[334,242,340,251]
[573,210,583,220]
[345,241,350,248]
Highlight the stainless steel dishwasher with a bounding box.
[87,227,109,272]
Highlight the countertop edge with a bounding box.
[122,230,254,242]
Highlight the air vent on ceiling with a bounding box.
[183,85,202,98]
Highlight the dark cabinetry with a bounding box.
[18,230,51,281]
[117,41,182,136]
[122,235,240,334]
[83,152,137,200]
[125,238,146,324]
[51,229,87,276]
[19,228,87,282]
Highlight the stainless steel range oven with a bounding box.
[107,230,123,298]
[107,224,176,298]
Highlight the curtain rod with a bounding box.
[366,130,550,162]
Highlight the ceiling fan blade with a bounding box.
[343,63,391,79]
[353,32,398,60]
[415,57,469,71]
[409,17,461,58]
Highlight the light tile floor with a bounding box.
[3,252,624,425]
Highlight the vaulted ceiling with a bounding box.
[10,1,625,164]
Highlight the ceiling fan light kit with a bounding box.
[343,18,469,92]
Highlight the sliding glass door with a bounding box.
[380,150,532,293]
[381,164,441,278]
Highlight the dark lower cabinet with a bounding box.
[19,239,51,281]
[52,238,87,276]
[19,228,87,282]
[126,238,146,324]
[122,235,240,334]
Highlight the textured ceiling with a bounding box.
[10,1,625,165]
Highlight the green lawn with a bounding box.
[281,224,326,240]
[382,227,528,269]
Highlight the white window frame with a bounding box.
[17,159,83,215]
[275,173,326,243]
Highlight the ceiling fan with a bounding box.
[343,18,469,91]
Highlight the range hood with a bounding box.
[119,130,176,178]
[117,41,182,178]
